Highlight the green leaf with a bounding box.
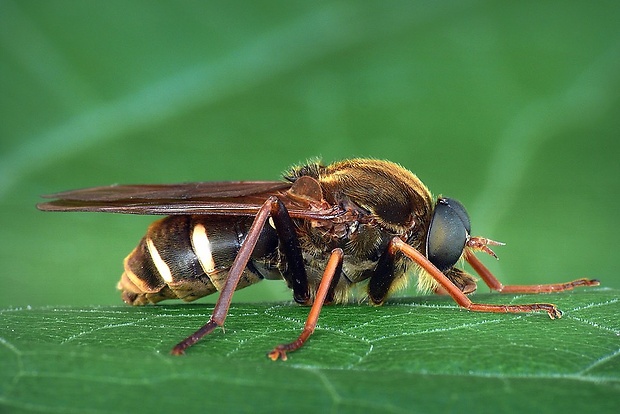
[1,289,618,414]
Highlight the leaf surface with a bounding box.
[1,290,618,413]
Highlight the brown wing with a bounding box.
[37,181,343,219]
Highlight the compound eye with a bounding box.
[426,197,470,271]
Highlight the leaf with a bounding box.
[1,289,618,414]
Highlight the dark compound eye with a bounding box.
[426,197,471,271]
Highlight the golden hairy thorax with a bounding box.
[289,158,433,231]
[287,159,436,302]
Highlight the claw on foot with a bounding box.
[267,346,288,361]
[467,236,505,259]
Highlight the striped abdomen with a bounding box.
[118,215,280,305]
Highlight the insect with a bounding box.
[38,158,599,360]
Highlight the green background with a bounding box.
[1,1,619,413]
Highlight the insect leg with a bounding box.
[268,196,310,304]
[324,262,343,304]
[367,246,397,305]
[267,248,344,361]
[390,237,564,319]
[464,250,600,293]
[171,196,286,355]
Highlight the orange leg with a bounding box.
[464,250,599,293]
[391,238,583,319]
[268,248,344,361]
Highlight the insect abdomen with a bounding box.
[118,215,279,305]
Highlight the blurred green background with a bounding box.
[1,0,619,308]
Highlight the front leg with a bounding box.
[464,250,599,293]
[391,237,566,319]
